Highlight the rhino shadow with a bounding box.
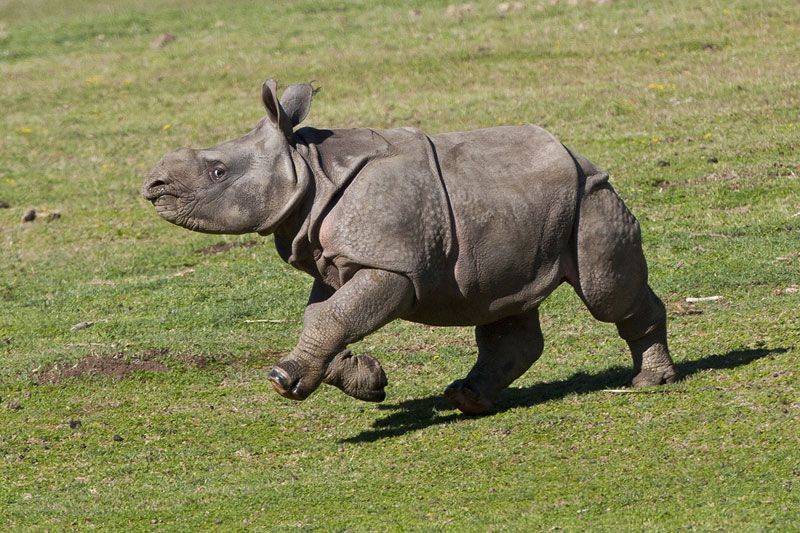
[341,347,787,444]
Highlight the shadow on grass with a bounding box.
[342,347,787,444]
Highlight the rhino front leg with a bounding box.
[445,309,544,415]
[322,349,389,402]
[268,270,414,402]
[296,280,391,402]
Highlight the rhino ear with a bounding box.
[279,83,314,128]
[261,79,292,138]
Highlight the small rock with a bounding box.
[70,321,94,332]
[0,200,10,209]
[112,434,123,442]
[7,400,22,411]
[446,3,476,18]
[656,160,670,167]
[783,286,799,294]
[496,2,524,15]
[150,33,176,49]
[69,419,82,429]
[22,209,36,222]
[707,156,719,164]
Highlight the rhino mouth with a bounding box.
[143,179,182,222]
[152,194,177,211]
[142,179,172,202]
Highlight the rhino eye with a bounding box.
[210,165,227,181]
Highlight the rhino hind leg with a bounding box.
[445,309,544,415]
[619,295,677,387]
[571,175,677,386]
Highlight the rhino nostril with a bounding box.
[149,179,167,189]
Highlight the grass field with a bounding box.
[1,0,799,530]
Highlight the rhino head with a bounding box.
[142,80,314,235]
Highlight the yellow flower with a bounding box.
[162,123,172,131]
[703,133,714,140]
[647,82,675,92]
[17,127,33,134]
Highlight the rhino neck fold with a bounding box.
[251,144,309,236]
[272,136,349,273]
[269,148,314,245]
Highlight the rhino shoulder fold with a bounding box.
[318,129,453,297]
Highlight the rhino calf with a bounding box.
[143,79,676,414]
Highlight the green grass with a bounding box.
[1,0,799,529]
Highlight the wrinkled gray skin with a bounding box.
[143,80,676,414]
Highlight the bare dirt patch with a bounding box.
[667,301,703,317]
[196,239,259,256]
[36,355,169,384]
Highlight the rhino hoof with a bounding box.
[350,387,386,403]
[268,364,310,401]
[268,367,291,392]
[444,380,493,416]
[631,366,678,387]
[324,352,388,403]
